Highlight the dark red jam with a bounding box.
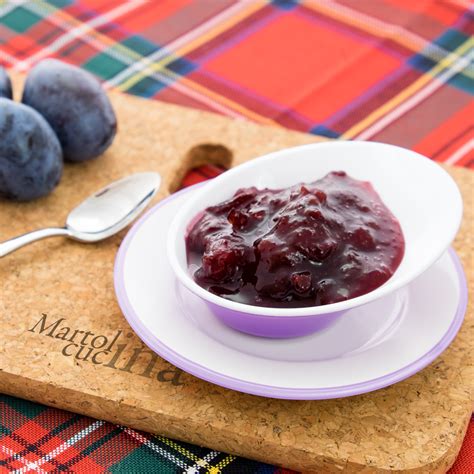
[186,171,405,308]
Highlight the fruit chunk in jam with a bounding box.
[186,171,405,308]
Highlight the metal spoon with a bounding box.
[0,172,161,257]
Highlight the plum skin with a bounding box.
[22,58,117,162]
[0,67,12,100]
[0,98,63,201]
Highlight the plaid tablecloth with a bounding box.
[0,1,473,472]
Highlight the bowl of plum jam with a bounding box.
[168,141,462,338]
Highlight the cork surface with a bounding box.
[0,76,472,473]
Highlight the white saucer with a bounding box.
[114,186,467,400]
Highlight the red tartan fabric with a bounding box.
[450,415,474,474]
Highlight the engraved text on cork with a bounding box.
[28,313,184,386]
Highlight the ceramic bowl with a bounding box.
[167,141,463,338]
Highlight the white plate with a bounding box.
[114,186,467,400]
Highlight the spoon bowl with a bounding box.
[0,172,161,257]
[66,173,162,242]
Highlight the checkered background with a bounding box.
[0,0,473,472]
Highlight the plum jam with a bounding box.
[185,171,405,308]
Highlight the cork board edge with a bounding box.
[2,372,345,472]
[2,365,471,473]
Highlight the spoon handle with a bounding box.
[0,228,70,258]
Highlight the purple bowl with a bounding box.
[203,300,345,338]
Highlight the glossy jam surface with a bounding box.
[185,171,405,308]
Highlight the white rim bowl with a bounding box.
[167,141,463,318]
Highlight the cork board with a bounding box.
[0,75,472,473]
